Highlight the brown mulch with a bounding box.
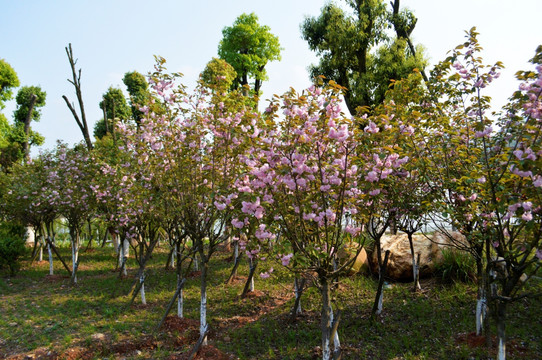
[226,275,247,284]
[110,335,157,355]
[162,316,200,333]
[188,270,202,278]
[43,274,69,282]
[61,346,93,360]
[455,332,531,358]
[6,348,59,360]
[167,345,234,360]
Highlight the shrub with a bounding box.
[435,248,476,283]
[0,221,27,276]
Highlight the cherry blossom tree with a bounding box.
[48,143,97,284]
[233,80,410,360]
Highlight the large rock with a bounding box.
[371,234,437,280]
[370,231,468,280]
[431,231,469,263]
[337,242,369,275]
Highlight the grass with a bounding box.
[0,243,541,359]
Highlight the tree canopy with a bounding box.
[301,0,427,115]
[13,85,46,124]
[123,71,151,126]
[94,86,131,139]
[0,59,20,110]
[218,13,282,96]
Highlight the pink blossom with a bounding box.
[365,171,378,182]
[475,126,492,138]
[522,212,533,222]
[344,225,361,237]
[260,268,274,279]
[364,121,379,134]
[231,218,244,229]
[369,189,381,196]
[281,253,294,266]
[214,201,227,210]
[321,184,331,192]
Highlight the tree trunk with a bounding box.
[330,303,341,358]
[321,278,332,360]
[496,301,507,360]
[226,242,241,284]
[199,258,209,346]
[372,250,390,317]
[475,258,487,336]
[71,228,79,284]
[47,240,53,275]
[63,43,93,150]
[38,237,43,262]
[291,277,305,321]
[140,274,147,305]
[407,233,421,291]
[241,257,257,297]
[22,94,38,163]
[178,277,184,318]
[122,238,129,276]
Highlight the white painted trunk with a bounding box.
[122,239,129,276]
[475,297,486,335]
[322,335,331,360]
[71,240,78,284]
[200,288,207,346]
[294,279,302,315]
[498,338,506,360]
[48,242,53,275]
[376,289,383,315]
[330,306,340,351]
[140,277,146,305]
[234,241,239,259]
[170,247,176,268]
[39,242,43,262]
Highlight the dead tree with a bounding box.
[62,43,93,150]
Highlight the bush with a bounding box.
[435,248,476,283]
[0,222,27,276]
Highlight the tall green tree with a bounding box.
[301,0,427,115]
[0,59,20,153]
[218,13,282,97]
[0,59,20,111]
[12,86,46,162]
[200,58,237,93]
[94,86,130,139]
[13,85,46,124]
[123,71,151,126]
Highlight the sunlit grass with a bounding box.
[1,244,541,359]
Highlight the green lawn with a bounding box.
[1,244,540,359]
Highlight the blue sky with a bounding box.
[1,0,540,154]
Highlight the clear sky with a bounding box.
[1,0,540,155]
